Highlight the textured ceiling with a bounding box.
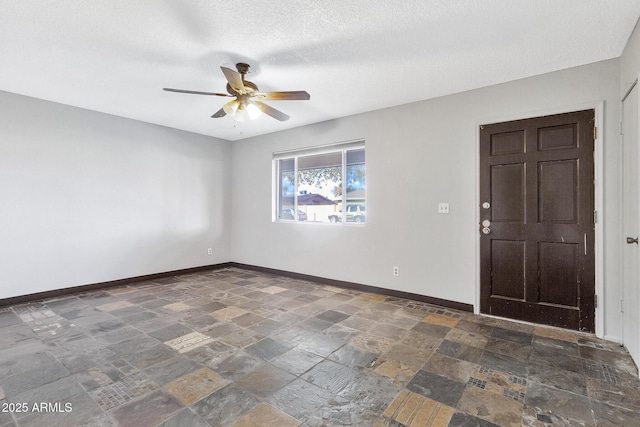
[1,1,640,141]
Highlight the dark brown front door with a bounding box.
[479,110,595,332]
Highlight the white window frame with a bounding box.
[273,140,365,224]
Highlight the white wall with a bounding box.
[231,59,622,340]
[0,91,232,299]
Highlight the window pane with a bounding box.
[299,152,342,169]
[298,152,341,223]
[347,148,365,164]
[345,149,366,223]
[278,158,295,220]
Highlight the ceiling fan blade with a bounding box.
[255,101,290,121]
[211,108,226,118]
[255,91,310,101]
[163,88,230,97]
[220,66,245,94]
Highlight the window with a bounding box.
[275,141,365,223]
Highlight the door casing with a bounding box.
[475,102,605,338]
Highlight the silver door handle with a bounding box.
[627,237,639,244]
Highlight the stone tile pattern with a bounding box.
[0,267,638,426]
[89,372,159,411]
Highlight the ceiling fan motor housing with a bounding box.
[226,80,258,96]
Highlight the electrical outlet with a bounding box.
[438,203,450,214]
[393,266,399,276]
[207,248,213,256]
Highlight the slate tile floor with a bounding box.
[0,268,639,426]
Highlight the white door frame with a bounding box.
[475,102,605,337]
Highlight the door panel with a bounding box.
[538,160,577,223]
[480,110,595,332]
[491,164,525,222]
[538,242,578,306]
[491,131,525,155]
[538,123,577,150]
[491,240,525,299]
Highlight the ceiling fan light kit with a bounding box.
[163,62,310,122]
[224,99,262,122]
[222,99,239,116]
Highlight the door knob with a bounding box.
[627,237,639,244]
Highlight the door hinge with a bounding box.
[620,298,624,313]
[594,294,598,308]
[593,126,597,140]
[594,210,597,224]
[620,121,624,136]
